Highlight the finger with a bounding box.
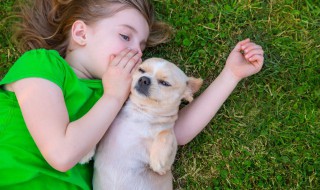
[109,54,116,63]
[241,43,263,54]
[233,38,251,52]
[248,54,264,68]
[111,48,132,66]
[118,49,139,68]
[130,58,142,74]
[243,49,264,60]
[124,53,142,73]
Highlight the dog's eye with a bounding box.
[159,80,171,87]
[138,68,145,73]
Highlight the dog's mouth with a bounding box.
[134,76,151,97]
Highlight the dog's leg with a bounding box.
[79,147,95,164]
[149,129,177,175]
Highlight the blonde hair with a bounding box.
[12,0,172,57]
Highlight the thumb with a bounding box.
[108,54,116,67]
[110,54,116,61]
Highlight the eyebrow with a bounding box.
[121,24,138,33]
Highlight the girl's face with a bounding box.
[77,7,150,79]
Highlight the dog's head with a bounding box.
[130,58,203,114]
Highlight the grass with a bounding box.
[1,0,319,189]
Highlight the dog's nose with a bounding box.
[135,76,151,97]
[138,76,151,86]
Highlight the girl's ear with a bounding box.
[183,77,203,102]
[71,20,88,46]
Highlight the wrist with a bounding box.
[100,93,127,107]
[220,67,242,85]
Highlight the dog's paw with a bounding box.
[149,129,177,175]
[150,158,171,175]
[79,148,95,164]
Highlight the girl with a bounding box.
[0,0,264,189]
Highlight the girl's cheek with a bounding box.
[113,42,127,54]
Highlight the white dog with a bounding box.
[83,58,202,190]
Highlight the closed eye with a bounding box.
[120,34,130,41]
[138,68,145,73]
[158,80,171,87]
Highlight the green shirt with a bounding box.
[0,49,103,190]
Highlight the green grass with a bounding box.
[1,0,319,189]
[0,0,16,78]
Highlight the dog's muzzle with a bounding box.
[134,76,151,97]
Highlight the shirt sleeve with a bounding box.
[0,49,67,89]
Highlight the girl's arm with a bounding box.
[174,39,264,145]
[9,49,141,172]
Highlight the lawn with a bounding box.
[1,0,319,189]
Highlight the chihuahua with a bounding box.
[89,58,202,189]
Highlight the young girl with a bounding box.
[0,0,264,189]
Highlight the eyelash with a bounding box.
[120,34,130,41]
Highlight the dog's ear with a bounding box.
[183,77,203,102]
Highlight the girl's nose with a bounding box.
[129,44,142,54]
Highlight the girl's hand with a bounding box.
[225,39,264,81]
[102,48,142,103]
